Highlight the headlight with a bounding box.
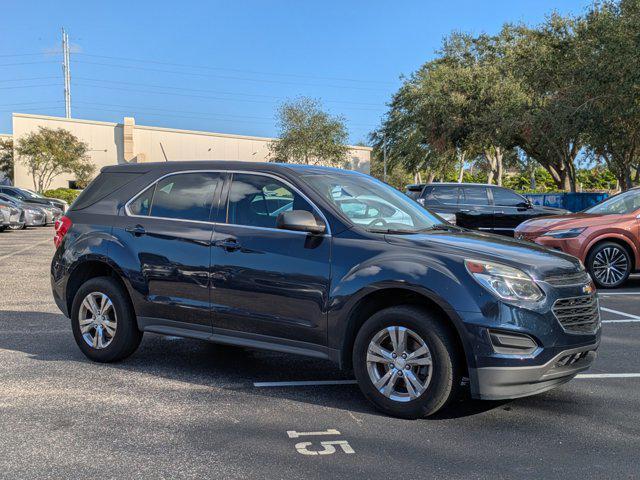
[541,227,585,239]
[26,208,40,214]
[465,259,544,302]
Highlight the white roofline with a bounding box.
[11,113,372,151]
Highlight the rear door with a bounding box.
[116,171,224,331]
[490,187,533,235]
[459,186,493,231]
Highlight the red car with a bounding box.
[515,188,640,288]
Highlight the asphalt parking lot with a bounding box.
[1,227,640,479]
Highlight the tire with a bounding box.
[352,305,462,419]
[70,276,143,362]
[586,241,631,289]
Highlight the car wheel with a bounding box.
[8,224,22,231]
[587,242,631,289]
[353,305,462,419]
[71,276,143,362]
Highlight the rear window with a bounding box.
[70,172,144,211]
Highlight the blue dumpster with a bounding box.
[522,192,609,213]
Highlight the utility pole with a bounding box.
[62,27,71,118]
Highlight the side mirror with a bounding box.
[276,210,326,234]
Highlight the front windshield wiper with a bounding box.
[416,224,462,232]
[367,228,418,235]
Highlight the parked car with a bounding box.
[0,202,10,231]
[515,187,640,289]
[0,186,66,218]
[51,161,600,418]
[406,183,569,235]
[22,188,69,212]
[0,194,47,228]
[0,199,24,231]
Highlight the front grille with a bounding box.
[544,271,591,287]
[552,295,600,334]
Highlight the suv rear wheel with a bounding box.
[587,242,631,289]
[71,277,142,362]
[353,305,462,419]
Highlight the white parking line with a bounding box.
[600,307,640,321]
[0,239,51,262]
[602,319,640,324]
[576,373,640,379]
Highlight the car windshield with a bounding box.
[302,171,445,233]
[585,189,640,215]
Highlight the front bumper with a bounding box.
[24,210,46,226]
[475,343,597,400]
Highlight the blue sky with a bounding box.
[1,0,590,144]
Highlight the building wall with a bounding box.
[11,113,371,190]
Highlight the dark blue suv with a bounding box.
[51,161,600,418]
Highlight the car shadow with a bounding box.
[1,309,510,420]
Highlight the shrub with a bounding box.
[43,188,82,204]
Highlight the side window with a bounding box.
[148,173,222,222]
[430,186,460,205]
[226,173,313,229]
[128,184,155,216]
[462,187,490,206]
[492,188,526,207]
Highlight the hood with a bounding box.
[534,205,570,214]
[385,229,582,279]
[516,213,624,233]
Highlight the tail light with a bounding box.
[54,215,72,248]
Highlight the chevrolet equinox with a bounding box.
[51,161,601,418]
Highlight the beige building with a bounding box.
[9,113,372,190]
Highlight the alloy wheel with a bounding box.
[592,246,629,286]
[366,326,433,402]
[78,292,117,349]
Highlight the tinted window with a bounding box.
[492,188,526,207]
[150,173,222,222]
[227,173,313,229]
[586,189,640,214]
[128,184,155,216]
[431,186,460,205]
[462,187,490,206]
[72,172,143,210]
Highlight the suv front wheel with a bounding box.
[71,276,142,362]
[353,305,462,419]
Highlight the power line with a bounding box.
[74,82,383,112]
[0,76,59,83]
[74,60,389,92]
[74,100,379,129]
[75,52,396,87]
[0,60,58,67]
[0,83,63,90]
[75,76,384,107]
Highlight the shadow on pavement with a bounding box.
[1,309,514,420]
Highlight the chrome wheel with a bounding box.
[78,292,117,349]
[366,326,433,402]
[592,246,629,286]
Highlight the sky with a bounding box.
[0,0,591,145]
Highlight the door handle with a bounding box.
[125,224,146,236]
[216,238,241,252]
[458,209,470,213]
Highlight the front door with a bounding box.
[459,186,493,232]
[115,172,224,330]
[490,187,533,235]
[210,172,331,346]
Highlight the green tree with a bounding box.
[576,0,640,191]
[269,97,349,167]
[0,137,13,181]
[15,127,95,193]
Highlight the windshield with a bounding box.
[302,171,444,233]
[585,189,640,215]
